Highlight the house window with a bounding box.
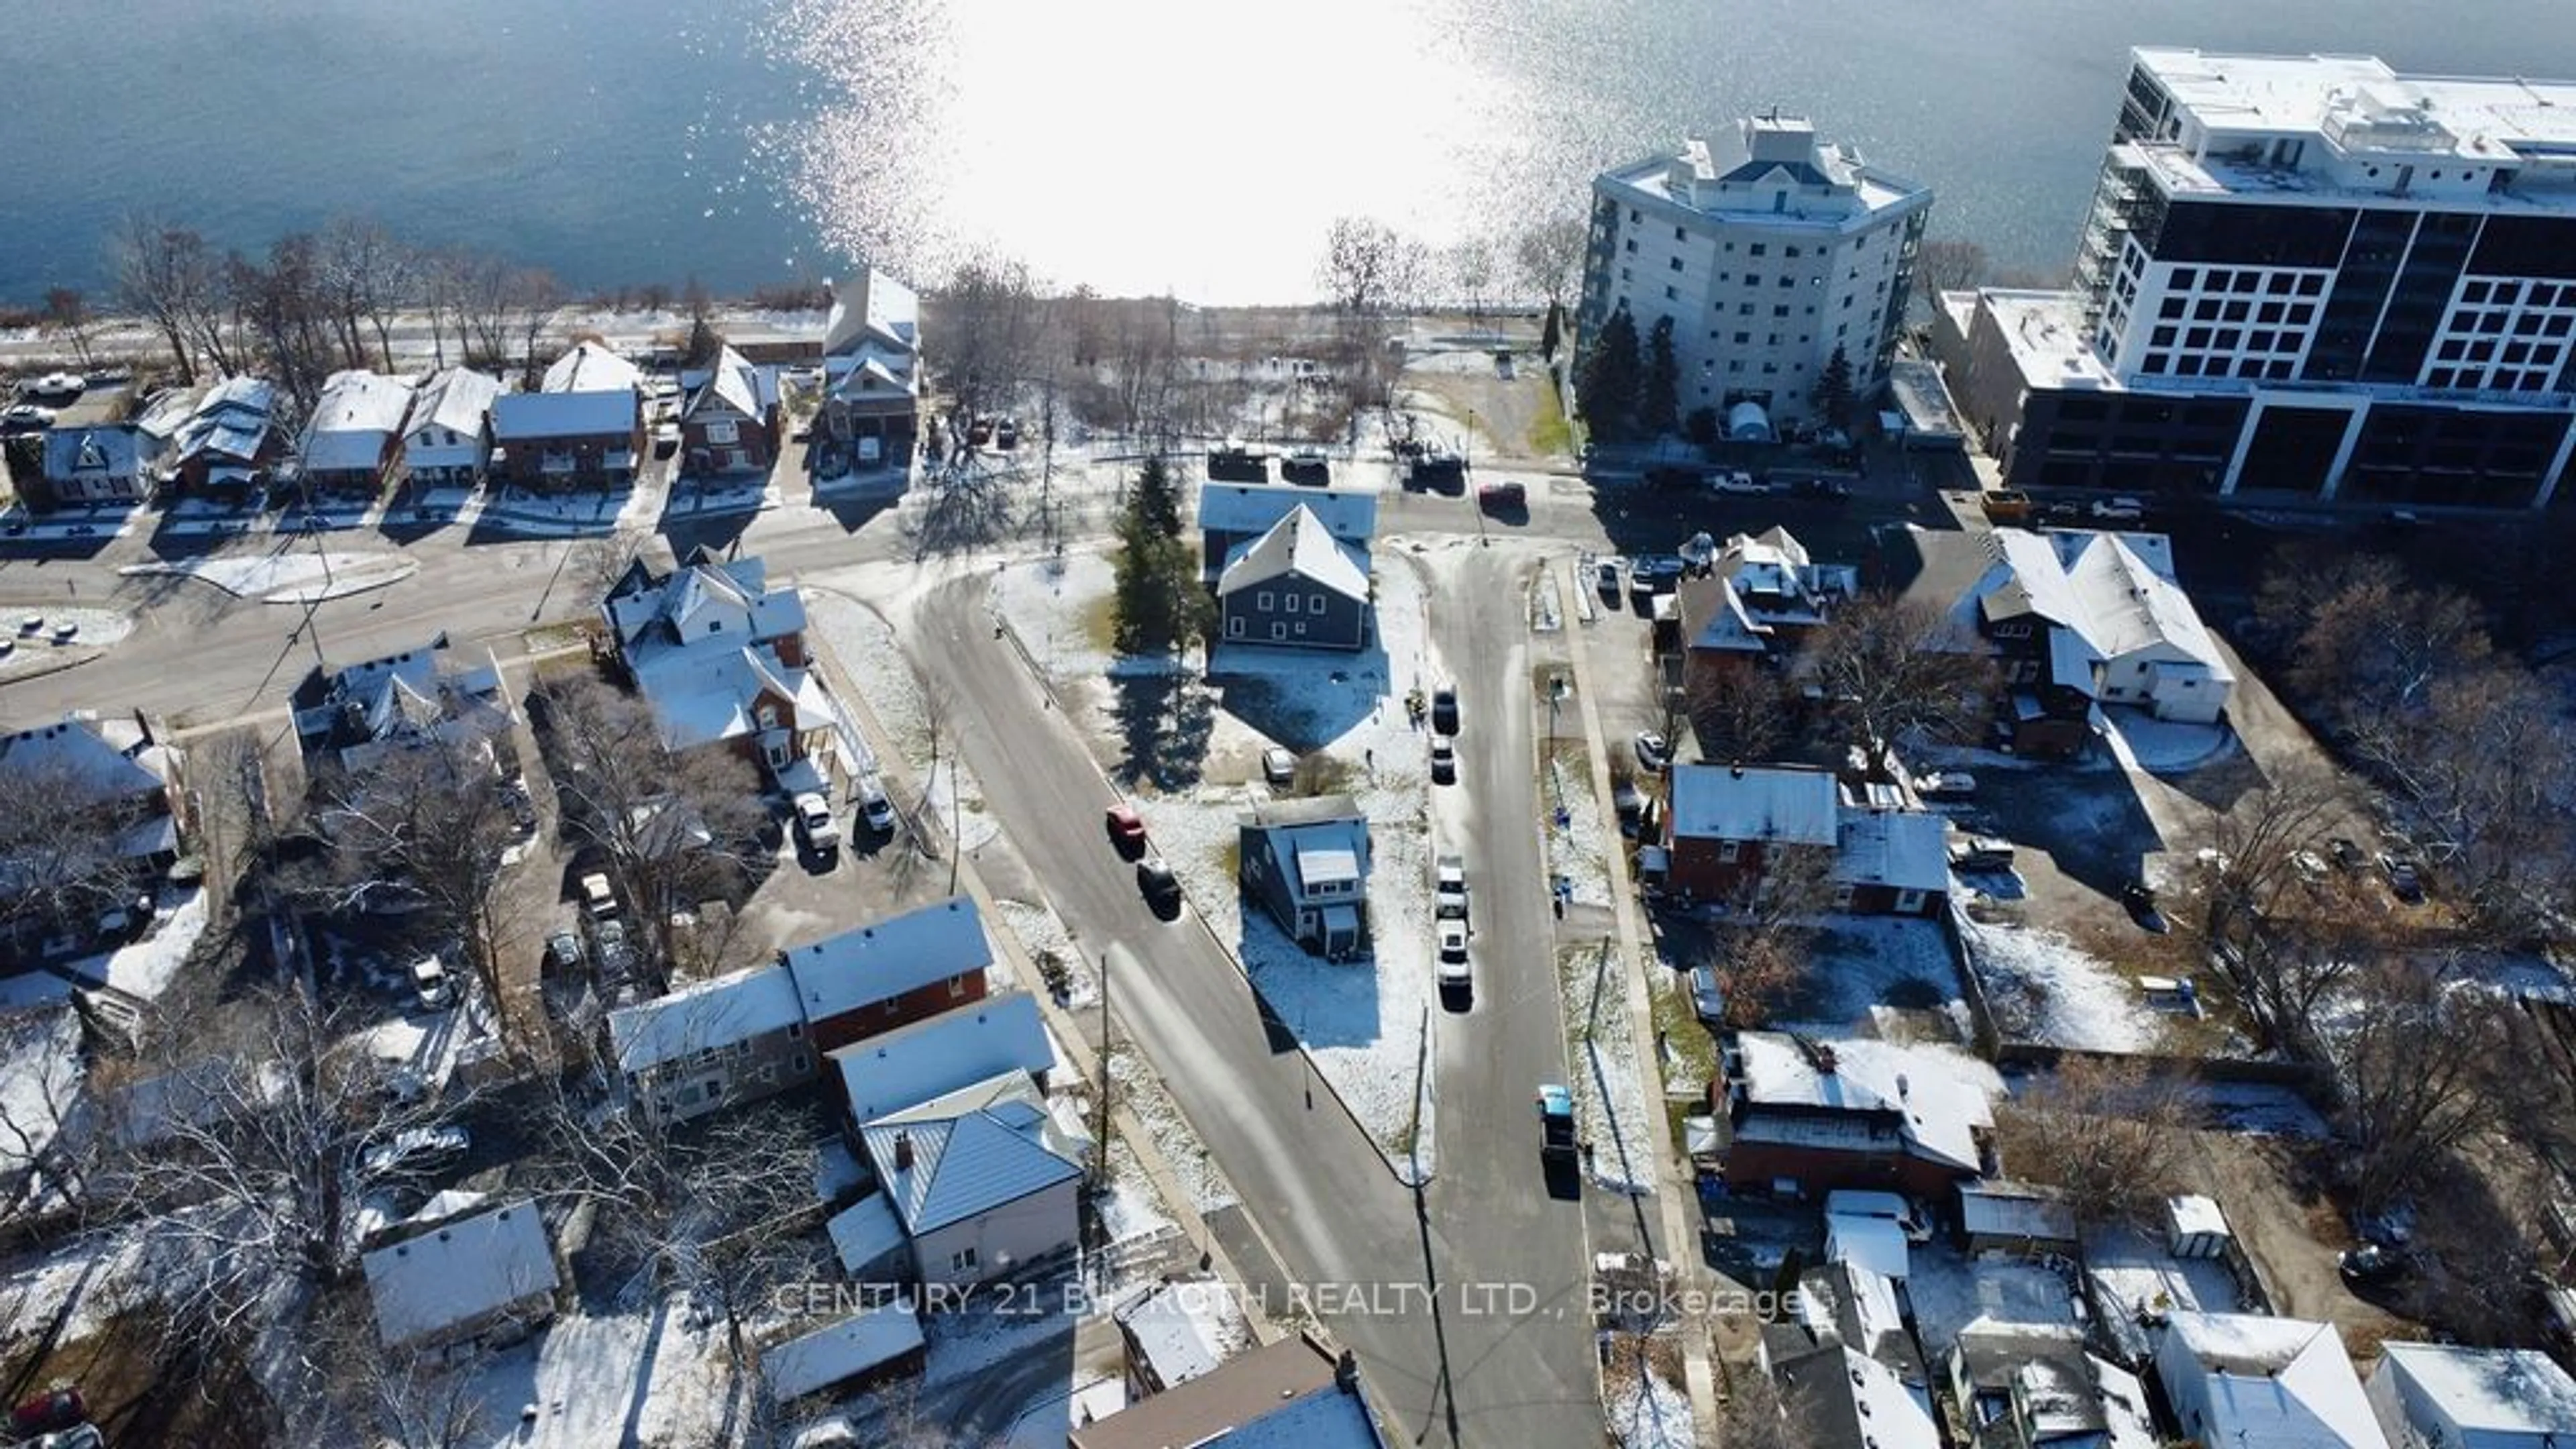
[1271,622,1287,640]
[1256,591,1273,610]
[951,1247,978,1272]
[1895,889,1926,912]
[1295,621,1307,636]
[787,1021,802,1038]
[1226,616,1244,638]
[950,976,967,996]
[1309,594,1324,612]
[1284,593,1300,613]
[794,1053,810,1074]
[1718,841,1740,863]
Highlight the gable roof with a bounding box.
[1669,763,1840,846]
[1240,796,1370,893]
[2159,1311,2387,1449]
[43,426,141,480]
[361,1199,557,1347]
[1069,1332,1385,1449]
[2051,531,2232,679]
[859,1075,1085,1233]
[490,387,638,441]
[300,370,416,471]
[0,714,164,803]
[2375,1342,2576,1437]
[763,1301,924,1403]
[683,345,767,423]
[543,340,641,394]
[406,367,502,439]
[1197,484,1377,545]
[782,896,993,1024]
[606,963,804,1074]
[1764,1329,1941,1449]
[828,990,1057,1124]
[822,268,919,360]
[1218,504,1371,602]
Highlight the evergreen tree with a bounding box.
[1575,303,1642,441]
[1641,315,1680,437]
[1110,455,1208,657]
[1539,301,1563,364]
[1132,453,1182,537]
[1816,346,1856,431]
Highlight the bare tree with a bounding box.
[1445,234,1499,332]
[2329,958,2506,1212]
[1707,844,1837,1027]
[1798,592,1998,777]
[42,287,96,368]
[2183,763,2354,1053]
[509,268,565,388]
[306,733,525,1010]
[1990,1055,2194,1228]
[0,750,162,940]
[109,211,233,382]
[319,216,417,371]
[930,254,1048,440]
[276,1286,491,1449]
[569,529,651,608]
[1911,238,1990,298]
[227,231,341,413]
[1713,1357,1831,1449]
[1511,215,1589,308]
[0,1007,89,1234]
[533,675,767,981]
[1686,662,1792,763]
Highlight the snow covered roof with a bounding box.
[829,990,1056,1124]
[1732,1033,1997,1173]
[1197,484,1377,546]
[1677,576,1772,653]
[1764,1330,1941,1449]
[826,1192,908,1277]
[2157,1311,2386,1449]
[1833,806,1949,895]
[604,553,802,653]
[763,1301,924,1403]
[544,340,641,394]
[1668,763,1839,845]
[0,713,165,804]
[859,1075,1085,1234]
[1217,504,1371,602]
[606,963,804,1075]
[1953,1323,2154,1446]
[1116,1280,1238,1391]
[684,345,766,423]
[782,896,991,1024]
[1825,1213,1911,1281]
[822,268,918,360]
[1972,529,2230,686]
[2375,1342,2576,1438]
[405,367,502,440]
[361,1199,557,1348]
[490,386,638,441]
[2167,1193,2231,1242]
[1069,1331,1383,1449]
[300,370,415,472]
[1959,1181,2078,1244]
[43,426,140,480]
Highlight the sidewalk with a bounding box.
[1560,554,1719,1448]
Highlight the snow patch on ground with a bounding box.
[1099,1140,1177,1247]
[1782,916,1966,1033]
[457,1304,732,1449]
[993,551,1124,704]
[1546,752,1614,908]
[1557,943,1657,1196]
[804,591,932,767]
[1604,1354,1696,1449]
[120,551,415,601]
[1960,916,2164,1053]
[1108,1046,1239,1216]
[58,885,207,1001]
[2102,710,2237,775]
[991,896,1097,1008]
[0,605,135,656]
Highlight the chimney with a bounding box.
[892,1130,913,1172]
[1896,1073,1911,1099]
[1815,1045,1838,1074]
[1334,1348,1361,1395]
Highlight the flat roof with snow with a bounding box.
[1116,1279,1239,1391]
[1669,764,1839,846]
[361,1199,557,1348]
[763,1301,924,1403]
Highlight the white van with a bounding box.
[857,774,896,833]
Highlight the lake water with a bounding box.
[9,0,2573,306]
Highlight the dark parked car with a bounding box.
[1793,477,1852,502]
[1430,736,1456,785]
[2121,880,2169,933]
[1430,688,1459,736]
[2379,853,2424,903]
[11,1388,87,1436]
[1644,465,1703,490]
[2328,836,2365,871]
[2339,1242,2409,1288]
[1136,856,1183,916]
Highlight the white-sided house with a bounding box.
[817,268,920,470]
[1237,795,1372,959]
[40,426,148,504]
[293,637,515,776]
[402,367,502,486]
[762,1299,926,1405]
[860,1070,1088,1287]
[2367,1342,2576,1449]
[2152,1311,2388,1449]
[600,549,842,789]
[606,962,814,1124]
[299,370,416,494]
[1964,529,2233,724]
[1215,504,1372,652]
[361,1197,559,1351]
[826,988,1056,1126]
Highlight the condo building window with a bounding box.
[1750,243,1768,256]
[2297,276,2325,295]
[2287,304,2315,324]
[2142,353,2169,374]
[2268,360,2294,379]
[1625,239,1638,254]
[1767,333,1780,345]
[2259,302,2286,324]
[1740,303,1755,315]
[2221,301,2249,322]
[1734,331,1750,344]
[2215,329,2242,350]
[2152,327,2178,347]
[2160,299,2186,320]
[1665,286,1678,300]
[1773,305,1790,318]
[2194,299,2221,321]
[2173,268,2197,288]
[1628,209,1640,223]
[2267,274,2296,294]
[1669,257,1684,271]
[1785,246,1801,258]
[2186,327,2212,349]
[1745,274,1761,286]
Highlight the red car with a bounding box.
[1104,803,1148,856]
[12,1388,87,1435]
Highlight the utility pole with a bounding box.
[1095,949,1112,1162]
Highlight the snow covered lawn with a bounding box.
[1603,1338,1695,1449]
[1782,915,1968,1034]
[458,1303,733,1448]
[802,588,1000,853]
[1958,915,2165,1053]
[120,550,416,602]
[1556,942,1657,1196]
[1546,746,1613,908]
[0,605,134,657]
[58,885,208,1001]
[992,552,1124,701]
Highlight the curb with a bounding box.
[985,602,1434,1191]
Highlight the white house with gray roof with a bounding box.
[2153,1311,2387,1449]
[601,548,843,788]
[1216,504,1372,652]
[400,367,502,485]
[858,1069,1088,1285]
[2369,1342,2576,1449]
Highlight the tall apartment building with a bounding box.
[1943,49,2576,508]
[1580,114,1932,433]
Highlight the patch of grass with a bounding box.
[1219,837,1240,881]
[525,621,589,653]
[1292,753,1358,797]
[1079,584,1120,657]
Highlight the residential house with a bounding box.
[1674,526,1856,694]
[1116,1279,1239,1397]
[0,713,180,953]
[292,638,514,777]
[762,1300,926,1406]
[299,370,416,494]
[2367,1342,2576,1449]
[1238,795,1372,959]
[1662,763,1947,915]
[40,427,148,505]
[680,345,780,476]
[605,963,814,1125]
[1830,796,1949,918]
[1719,1032,1996,1198]
[1197,484,1377,581]
[781,896,994,1053]
[827,989,1055,1125]
[1215,504,1372,651]
[1070,1330,1389,1449]
[2151,1311,2389,1449]
[401,367,502,486]
[489,341,644,491]
[600,549,843,790]
[816,268,920,470]
[168,376,283,495]
[361,1198,560,1351]
[1759,1263,1940,1449]
[859,1070,1088,1286]
[1948,1322,2157,1449]
[825,1192,910,1283]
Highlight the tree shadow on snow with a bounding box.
[1206,634,1390,755]
[1110,672,1214,792]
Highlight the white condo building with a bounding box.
[1942,49,2576,508]
[1580,113,1933,434]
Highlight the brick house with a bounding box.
[1665,763,1839,904]
[1720,1032,1996,1199]
[780,895,994,1053]
[489,341,644,492]
[679,345,780,476]
[298,370,415,494]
